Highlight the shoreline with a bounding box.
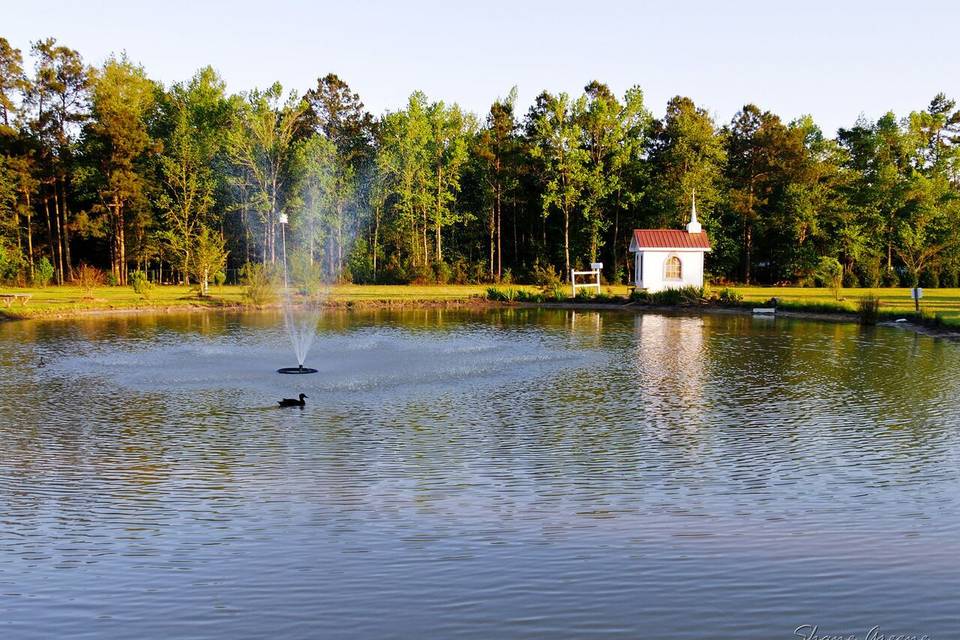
[4,294,959,341]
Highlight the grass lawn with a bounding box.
[726,286,960,321]
[3,282,959,324]
[0,283,503,319]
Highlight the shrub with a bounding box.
[942,270,959,288]
[815,256,843,300]
[531,260,561,289]
[919,269,940,289]
[500,268,513,285]
[647,286,706,306]
[241,262,278,306]
[714,288,743,305]
[486,286,519,302]
[857,295,881,325]
[73,263,105,296]
[858,260,882,288]
[0,244,25,283]
[434,260,452,285]
[450,258,470,284]
[33,257,55,288]
[881,267,899,288]
[129,269,153,298]
[410,262,434,285]
[288,249,323,296]
[842,269,860,288]
[213,270,226,287]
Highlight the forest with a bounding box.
[2,36,960,290]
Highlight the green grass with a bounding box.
[0,283,502,319]
[726,286,960,322]
[4,283,960,329]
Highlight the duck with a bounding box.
[278,393,307,407]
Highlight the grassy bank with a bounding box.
[0,284,496,319]
[4,282,960,328]
[485,283,960,328]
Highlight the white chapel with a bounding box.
[628,194,711,292]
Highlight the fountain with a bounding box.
[276,212,321,375]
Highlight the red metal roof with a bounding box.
[632,229,711,249]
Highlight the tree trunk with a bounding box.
[372,205,380,281]
[496,184,502,279]
[25,191,34,283]
[59,179,72,279]
[52,189,64,284]
[43,196,58,282]
[563,205,570,282]
[435,167,442,264]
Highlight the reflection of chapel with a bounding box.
[628,195,711,292]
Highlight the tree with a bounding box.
[578,81,651,276]
[83,54,157,285]
[190,226,228,296]
[529,91,588,280]
[27,38,89,282]
[0,38,27,131]
[426,100,472,264]
[646,96,726,230]
[476,88,519,279]
[226,83,307,264]
[156,66,234,283]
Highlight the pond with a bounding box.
[1,308,958,639]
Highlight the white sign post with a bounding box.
[912,286,923,312]
[571,262,603,297]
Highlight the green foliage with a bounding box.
[213,271,226,287]
[857,295,881,325]
[815,257,843,300]
[630,286,706,306]
[73,263,105,296]
[0,243,23,283]
[289,249,324,296]
[486,286,519,302]
[33,257,55,288]
[241,262,278,306]
[531,260,562,289]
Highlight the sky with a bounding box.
[5,0,959,135]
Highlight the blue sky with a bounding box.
[5,0,958,135]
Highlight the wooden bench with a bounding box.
[0,293,31,308]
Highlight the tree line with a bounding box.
[2,36,959,290]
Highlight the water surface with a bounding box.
[1,309,958,639]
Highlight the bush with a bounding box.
[0,244,25,284]
[919,269,940,289]
[213,271,226,287]
[73,263,105,296]
[129,269,153,298]
[486,286,519,302]
[881,267,899,288]
[434,260,452,285]
[815,256,843,300]
[288,249,324,296]
[632,286,706,306]
[410,262,434,285]
[450,258,470,284]
[714,288,743,305]
[857,295,881,325]
[858,260,882,289]
[500,268,513,285]
[531,260,562,289]
[942,270,959,288]
[842,269,860,288]
[241,262,278,306]
[33,257,55,288]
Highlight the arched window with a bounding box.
[664,256,682,280]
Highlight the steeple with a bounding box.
[686,190,702,234]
